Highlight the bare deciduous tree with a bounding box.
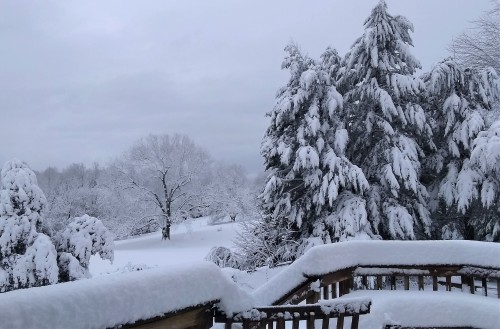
[114,134,211,240]
[449,2,500,73]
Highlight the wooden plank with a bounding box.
[277,318,285,329]
[307,313,315,329]
[322,314,330,329]
[351,314,360,329]
[339,281,344,297]
[317,268,356,287]
[331,282,337,299]
[306,291,320,304]
[336,315,344,329]
[469,276,475,294]
[497,278,500,299]
[243,320,260,329]
[376,276,383,290]
[273,278,316,305]
[124,305,213,329]
[390,276,396,290]
[418,275,424,291]
[344,280,351,295]
[432,276,438,291]
[323,285,330,300]
[482,278,488,296]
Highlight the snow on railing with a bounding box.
[0,262,254,329]
[217,297,372,329]
[253,240,500,306]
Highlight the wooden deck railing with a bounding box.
[271,264,500,307]
[216,298,372,329]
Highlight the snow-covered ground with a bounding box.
[89,217,241,276]
[2,218,499,329]
[89,217,284,293]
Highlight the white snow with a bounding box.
[341,290,500,329]
[90,218,240,275]
[0,262,254,329]
[253,240,500,306]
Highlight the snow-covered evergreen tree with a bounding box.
[55,214,114,281]
[257,42,369,265]
[424,60,500,240]
[0,159,58,291]
[338,0,434,240]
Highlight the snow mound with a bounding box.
[0,262,254,329]
[253,240,500,305]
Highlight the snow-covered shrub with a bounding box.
[235,218,298,269]
[205,246,240,268]
[12,233,59,289]
[55,214,114,281]
[0,159,57,292]
[130,218,160,236]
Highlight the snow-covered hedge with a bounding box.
[0,262,254,329]
[253,240,500,305]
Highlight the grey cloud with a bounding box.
[0,0,492,174]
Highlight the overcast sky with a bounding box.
[0,0,493,174]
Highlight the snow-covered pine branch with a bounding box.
[423,58,500,240]
[254,42,371,267]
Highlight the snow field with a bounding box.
[89,217,240,275]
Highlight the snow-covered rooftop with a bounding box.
[253,240,500,305]
[0,262,254,329]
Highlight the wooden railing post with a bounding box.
[482,278,488,296]
[331,283,338,299]
[276,318,285,329]
[469,276,475,294]
[418,275,424,291]
[336,315,344,329]
[351,314,360,329]
[323,285,330,300]
[376,276,383,290]
[307,313,315,329]
[497,278,500,299]
[322,314,330,329]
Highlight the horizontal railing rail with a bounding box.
[216,298,372,329]
[272,264,500,306]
